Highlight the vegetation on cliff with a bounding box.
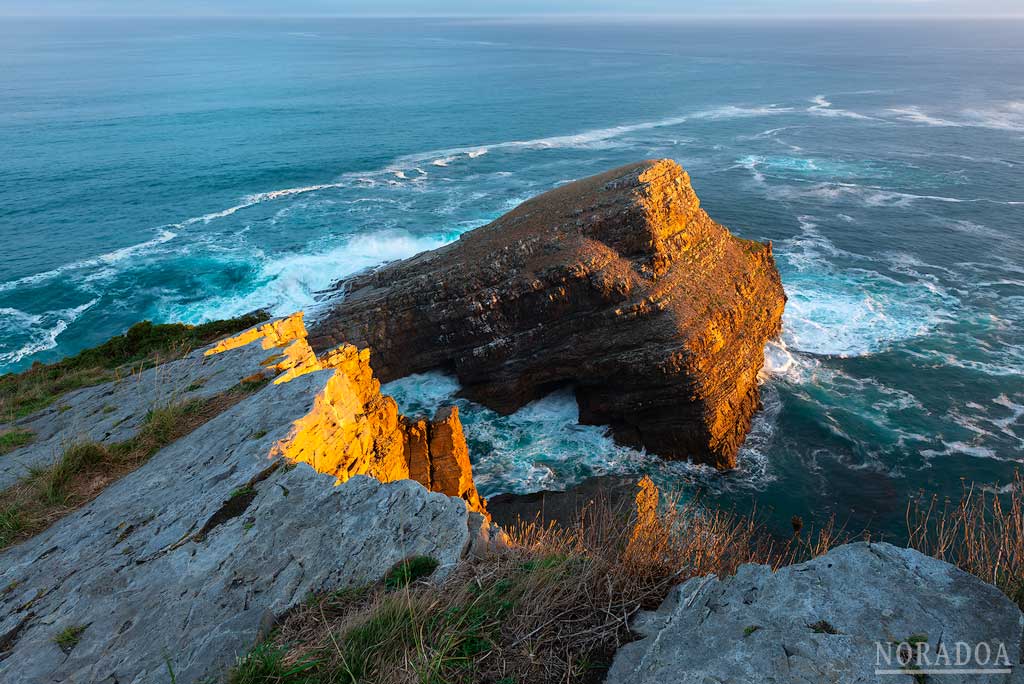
[0,311,268,421]
[0,380,267,549]
[230,473,1022,684]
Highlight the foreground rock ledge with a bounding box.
[0,331,493,683]
[607,542,1024,684]
[311,159,786,469]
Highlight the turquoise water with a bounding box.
[2,18,1022,534]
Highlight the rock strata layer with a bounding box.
[607,542,1024,684]
[310,159,785,469]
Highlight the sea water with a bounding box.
[1,17,1022,534]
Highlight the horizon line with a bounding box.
[3,13,1024,20]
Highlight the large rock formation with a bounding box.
[0,317,495,683]
[208,313,487,514]
[310,160,785,469]
[607,542,1024,683]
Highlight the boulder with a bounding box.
[310,159,785,469]
[607,542,1024,683]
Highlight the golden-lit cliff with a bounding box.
[310,160,786,469]
[207,312,487,515]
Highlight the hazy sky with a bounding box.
[3,0,1023,18]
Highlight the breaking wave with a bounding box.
[775,217,956,357]
[0,299,99,366]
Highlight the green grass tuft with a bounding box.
[0,505,26,548]
[0,429,35,456]
[53,624,87,652]
[228,643,318,684]
[384,555,440,591]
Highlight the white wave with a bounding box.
[776,216,955,357]
[777,181,994,207]
[963,101,1024,132]
[922,441,1002,462]
[174,184,347,228]
[384,371,774,496]
[0,298,99,366]
[393,170,407,179]
[807,94,875,121]
[736,155,766,183]
[391,104,788,168]
[759,339,796,382]
[692,104,793,120]
[0,230,177,293]
[887,106,961,127]
[431,156,456,167]
[889,102,1024,132]
[163,230,456,324]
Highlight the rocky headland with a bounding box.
[0,162,1019,683]
[310,159,786,469]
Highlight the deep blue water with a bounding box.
[1,18,1022,534]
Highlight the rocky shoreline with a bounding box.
[0,162,1020,683]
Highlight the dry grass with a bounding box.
[230,479,840,684]
[907,470,1024,609]
[0,312,267,422]
[0,385,259,550]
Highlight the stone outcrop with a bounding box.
[0,322,495,683]
[207,313,487,515]
[0,331,273,491]
[310,159,785,469]
[607,542,1024,683]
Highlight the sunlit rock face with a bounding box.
[310,160,786,469]
[208,312,487,515]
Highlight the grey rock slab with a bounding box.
[0,340,270,490]
[0,366,482,684]
[607,542,1024,684]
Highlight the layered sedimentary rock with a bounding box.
[208,313,487,514]
[311,160,786,469]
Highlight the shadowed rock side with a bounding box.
[208,313,487,515]
[310,159,786,469]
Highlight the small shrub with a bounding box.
[0,505,26,548]
[53,624,87,652]
[0,393,253,550]
[230,478,840,684]
[31,442,109,504]
[907,470,1024,610]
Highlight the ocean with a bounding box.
[1,17,1022,535]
